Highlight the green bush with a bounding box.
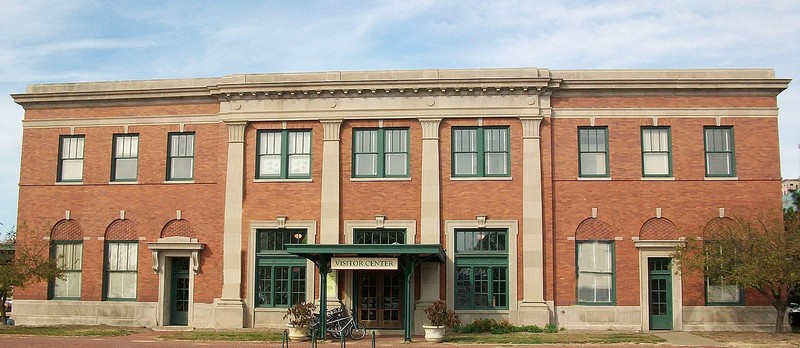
[454,318,557,334]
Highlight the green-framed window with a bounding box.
[50,241,83,299]
[704,127,735,177]
[167,132,195,181]
[257,130,312,179]
[452,127,509,177]
[255,229,307,308]
[58,135,85,182]
[104,241,138,300]
[641,127,672,177]
[354,229,406,244]
[112,134,139,182]
[578,127,609,177]
[353,128,409,178]
[454,229,508,310]
[576,241,615,305]
[703,242,743,305]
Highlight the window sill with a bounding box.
[109,181,139,185]
[454,309,509,313]
[576,302,616,306]
[577,177,611,181]
[254,307,290,312]
[450,176,512,181]
[640,177,675,181]
[164,180,195,184]
[704,176,738,181]
[254,178,313,183]
[55,181,83,185]
[350,177,411,182]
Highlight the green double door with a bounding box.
[648,258,672,330]
[170,258,190,326]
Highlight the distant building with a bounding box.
[784,179,799,210]
[11,68,790,333]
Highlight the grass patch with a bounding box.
[693,331,800,345]
[0,325,144,337]
[159,329,284,342]
[446,331,666,345]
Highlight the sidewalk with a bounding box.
[0,330,732,348]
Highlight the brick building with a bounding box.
[11,68,789,334]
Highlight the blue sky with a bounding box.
[1,0,799,230]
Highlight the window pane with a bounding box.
[265,132,281,155]
[577,272,595,302]
[595,274,611,302]
[288,155,310,176]
[61,159,83,181]
[55,271,81,298]
[485,153,507,175]
[115,158,138,180]
[171,158,194,179]
[260,155,281,176]
[707,283,740,303]
[706,153,732,175]
[455,267,472,308]
[355,153,377,176]
[643,153,669,175]
[454,153,477,175]
[385,153,407,176]
[580,153,607,175]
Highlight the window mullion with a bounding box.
[377,129,385,177]
[476,128,485,176]
[281,130,289,179]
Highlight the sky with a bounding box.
[0,0,799,230]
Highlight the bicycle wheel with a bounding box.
[349,322,366,340]
[329,324,342,339]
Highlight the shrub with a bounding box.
[454,318,558,334]
[424,300,460,328]
[283,301,317,327]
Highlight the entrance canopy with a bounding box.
[285,243,445,342]
[285,243,445,263]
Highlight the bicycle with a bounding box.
[308,305,366,340]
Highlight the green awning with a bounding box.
[285,243,445,263]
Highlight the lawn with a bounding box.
[446,330,666,345]
[0,325,145,337]
[158,329,284,342]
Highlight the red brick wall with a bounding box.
[548,102,781,307]
[17,103,226,304]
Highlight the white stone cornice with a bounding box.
[225,121,247,143]
[520,117,543,139]
[419,118,442,140]
[553,107,779,118]
[321,119,343,141]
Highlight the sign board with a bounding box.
[331,257,398,270]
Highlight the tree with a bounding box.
[0,225,64,325]
[673,212,800,333]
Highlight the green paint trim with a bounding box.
[451,126,511,178]
[49,240,83,300]
[165,132,195,181]
[57,135,85,183]
[102,240,139,301]
[351,128,410,178]
[256,129,313,179]
[703,126,736,177]
[640,127,673,177]
[575,240,616,305]
[577,127,610,178]
[286,244,445,263]
[110,134,139,182]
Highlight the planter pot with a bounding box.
[422,325,446,343]
[287,325,309,342]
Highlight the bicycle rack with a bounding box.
[310,330,318,348]
[371,330,376,348]
[340,330,346,348]
[281,329,289,348]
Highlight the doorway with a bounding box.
[648,257,672,330]
[355,271,402,329]
[170,257,190,326]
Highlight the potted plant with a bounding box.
[284,301,317,342]
[422,300,460,343]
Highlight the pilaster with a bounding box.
[415,118,442,333]
[216,121,247,328]
[518,116,550,325]
[320,119,343,304]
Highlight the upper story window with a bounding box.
[51,241,82,299]
[353,128,409,178]
[452,127,509,177]
[112,134,139,182]
[578,127,608,178]
[704,127,735,177]
[454,229,508,310]
[576,240,615,305]
[167,133,194,181]
[641,127,672,177]
[58,135,85,182]
[257,130,312,179]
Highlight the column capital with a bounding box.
[520,117,543,139]
[418,118,442,140]
[321,119,343,141]
[225,121,248,143]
